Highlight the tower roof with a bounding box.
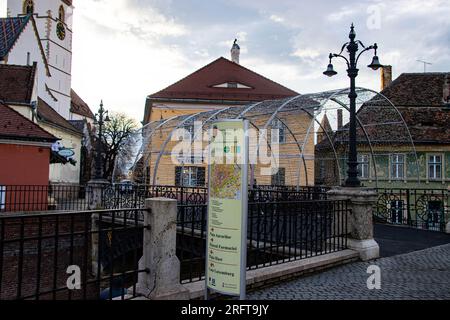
[0,15,31,60]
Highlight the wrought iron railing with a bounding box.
[176,199,349,284]
[0,185,92,213]
[374,188,449,232]
[0,208,147,300]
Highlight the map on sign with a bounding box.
[210,164,242,200]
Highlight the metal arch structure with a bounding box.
[112,87,418,189]
[152,112,204,185]
[354,87,421,184]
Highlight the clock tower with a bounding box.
[6,0,74,118]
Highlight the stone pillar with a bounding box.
[137,198,189,300]
[87,180,110,210]
[328,187,380,261]
[87,180,109,276]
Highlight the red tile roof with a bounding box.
[37,98,82,135]
[149,57,299,102]
[70,89,94,119]
[0,102,57,142]
[0,63,36,104]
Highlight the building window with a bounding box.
[391,154,405,180]
[428,155,442,180]
[271,119,286,144]
[357,154,370,179]
[271,168,286,186]
[0,186,5,210]
[175,166,205,187]
[59,5,65,23]
[23,0,34,14]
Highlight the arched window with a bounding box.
[58,5,65,23]
[23,0,34,14]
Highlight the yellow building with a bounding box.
[141,44,317,187]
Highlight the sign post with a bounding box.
[205,120,249,300]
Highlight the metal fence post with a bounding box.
[137,198,189,300]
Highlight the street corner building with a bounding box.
[138,42,318,187]
[0,101,58,211]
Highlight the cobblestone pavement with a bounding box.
[248,244,450,300]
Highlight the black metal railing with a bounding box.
[102,185,208,209]
[0,208,147,300]
[176,199,349,283]
[0,184,329,213]
[374,188,449,232]
[0,185,92,213]
[247,199,349,269]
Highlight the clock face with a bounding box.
[56,22,66,41]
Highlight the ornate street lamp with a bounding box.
[323,24,383,187]
[93,100,111,180]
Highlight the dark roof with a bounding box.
[0,63,36,104]
[0,15,31,60]
[37,98,82,135]
[380,73,450,106]
[149,57,299,102]
[0,102,57,142]
[70,89,95,119]
[316,73,450,148]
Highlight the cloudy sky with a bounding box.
[70,0,450,122]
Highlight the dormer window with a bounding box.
[59,5,65,23]
[23,0,34,14]
[212,82,252,89]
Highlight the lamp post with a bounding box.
[93,100,111,180]
[323,24,383,187]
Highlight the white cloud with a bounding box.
[269,14,285,23]
[291,48,321,60]
[72,0,191,122]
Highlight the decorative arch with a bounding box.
[58,5,65,23]
[23,0,34,14]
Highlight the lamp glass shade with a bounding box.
[368,56,382,70]
[323,64,337,77]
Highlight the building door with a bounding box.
[390,200,404,224]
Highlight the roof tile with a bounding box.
[150,57,299,102]
[0,15,31,60]
[0,63,36,104]
[37,98,81,135]
[0,102,57,142]
[70,89,94,119]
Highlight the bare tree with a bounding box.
[100,113,138,181]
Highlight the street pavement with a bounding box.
[248,226,450,300]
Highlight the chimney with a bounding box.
[231,39,240,64]
[337,109,343,130]
[381,65,392,91]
